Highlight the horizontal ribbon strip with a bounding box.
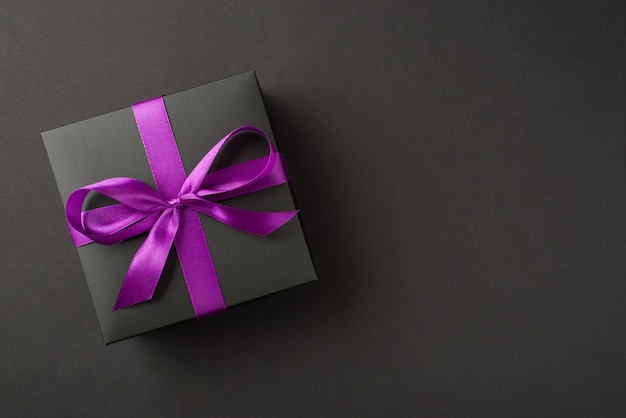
[66,97,297,318]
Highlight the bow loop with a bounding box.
[66,178,168,246]
[180,126,278,196]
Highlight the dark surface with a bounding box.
[1,1,625,416]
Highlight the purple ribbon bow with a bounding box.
[65,97,297,318]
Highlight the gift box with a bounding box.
[42,70,318,344]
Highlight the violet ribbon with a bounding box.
[65,97,298,318]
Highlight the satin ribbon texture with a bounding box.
[65,97,298,318]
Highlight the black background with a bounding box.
[2,1,625,417]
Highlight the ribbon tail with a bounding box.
[200,155,290,202]
[114,208,179,311]
[186,199,298,237]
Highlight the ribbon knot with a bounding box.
[65,97,297,318]
[167,196,184,208]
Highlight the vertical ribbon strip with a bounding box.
[65,97,298,318]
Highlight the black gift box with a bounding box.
[42,71,317,344]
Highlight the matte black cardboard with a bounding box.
[42,71,318,344]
